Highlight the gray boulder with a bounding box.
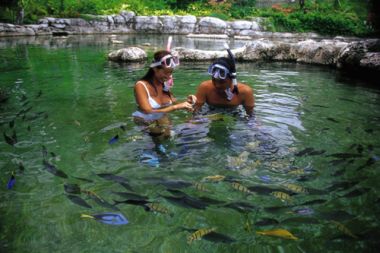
[108,47,147,62]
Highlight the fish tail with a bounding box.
[80,214,94,219]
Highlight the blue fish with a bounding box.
[7,173,15,189]
[108,135,119,144]
[259,175,271,183]
[81,213,128,225]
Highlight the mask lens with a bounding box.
[219,68,227,79]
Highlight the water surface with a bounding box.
[1,35,379,253]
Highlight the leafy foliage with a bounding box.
[0,0,374,36]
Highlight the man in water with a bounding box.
[193,57,254,117]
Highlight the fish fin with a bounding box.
[80,214,94,219]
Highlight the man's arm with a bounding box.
[193,81,208,112]
[242,85,255,116]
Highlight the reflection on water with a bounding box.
[0,36,380,253]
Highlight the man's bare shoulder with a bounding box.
[238,82,253,93]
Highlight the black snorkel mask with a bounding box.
[224,43,239,95]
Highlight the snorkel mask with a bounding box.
[224,43,239,95]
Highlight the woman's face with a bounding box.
[153,67,173,84]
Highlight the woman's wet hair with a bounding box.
[140,50,172,96]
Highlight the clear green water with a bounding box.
[1,35,379,253]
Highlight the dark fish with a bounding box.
[43,160,68,178]
[308,150,326,156]
[327,153,363,159]
[36,90,42,98]
[300,199,328,205]
[356,144,364,154]
[307,188,328,195]
[203,231,236,243]
[66,194,92,208]
[222,201,257,213]
[365,129,374,134]
[326,117,339,123]
[198,196,226,205]
[120,125,126,131]
[295,148,315,157]
[318,210,355,221]
[73,176,93,183]
[88,194,120,211]
[113,199,150,206]
[327,181,359,191]
[255,218,280,226]
[9,119,14,128]
[329,159,347,166]
[50,152,56,158]
[281,217,319,225]
[7,173,16,189]
[18,162,25,172]
[312,104,329,108]
[11,130,17,143]
[345,127,352,134]
[112,191,148,201]
[158,180,192,189]
[64,183,81,194]
[108,135,119,145]
[42,145,48,158]
[97,173,129,184]
[357,156,378,170]
[20,94,28,102]
[341,188,371,198]
[27,126,31,131]
[3,132,16,146]
[264,205,293,214]
[119,182,134,191]
[163,195,208,210]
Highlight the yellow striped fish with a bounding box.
[146,203,172,216]
[193,182,208,192]
[271,191,292,202]
[231,182,252,194]
[288,168,306,175]
[202,175,225,182]
[283,183,308,193]
[187,228,216,244]
[331,220,358,239]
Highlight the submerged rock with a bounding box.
[108,47,147,62]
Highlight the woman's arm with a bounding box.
[193,81,208,112]
[134,82,193,114]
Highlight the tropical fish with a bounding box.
[66,194,92,208]
[97,173,133,191]
[7,172,16,189]
[163,195,208,210]
[281,216,319,225]
[144,202,172,216]
[3,131,17,146]
[231,182,252,194]
[202,231,236,243]
[202,175,225,182]
[255,218,280,226]
[81,213,128,225]
[283,183,308,194]
[64,183,81,194]
[43,160,68,178]
[193,182,208,192]
[272,191,292,202]
[223,201,257,213]
[331,220,358,239]
[187,228,216,244]
[108,134,119,144]
[227,151,250,170]
[85,192,120,211]
[327,153,362,159]
[295,148,315,157]
[290,207,315,216]
[256,228,298,240]
[111,191,148,201]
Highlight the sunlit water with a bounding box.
[1,35,379,253]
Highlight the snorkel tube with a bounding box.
[223,43,239,94]
[163,36,174,92]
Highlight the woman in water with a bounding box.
[133,50,195,141]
